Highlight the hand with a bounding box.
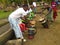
[21,17,25,20]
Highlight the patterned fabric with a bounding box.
[46,7,53,21]
[53,11,57,20]
[51,1,57,9]
[46,12,53,21]
[33,7,36,13]
[51,1,57,21]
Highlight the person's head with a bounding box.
[52,0,55,2]
[44,3,49,8]
[23,4,29,11]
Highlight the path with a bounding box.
[0,23,10,35]
[0,19,8,27]
[25,13,60,45]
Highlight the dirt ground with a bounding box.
[24,11,60,45]
[0,23,10,35]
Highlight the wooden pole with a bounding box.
[27,0,30,8]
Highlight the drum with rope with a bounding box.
[28,20,37,39]
[39,17,49,28]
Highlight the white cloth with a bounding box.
[8,17,23,39]
[33,2,37,7]
[28,8,32,13]
[26,8,32,14]
[9,8,27,19]
[8,8,28,39]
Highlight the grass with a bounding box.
[0,10,12,19]
[0,10,12,26]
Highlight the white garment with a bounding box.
[26,8,32,14]
[8,17,23,39]
[33,2,37,7]
[28,8,32,13]
[9,8,27,19]
[8,8,28,39]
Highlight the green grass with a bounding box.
[0,10,12,19]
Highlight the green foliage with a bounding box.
[0,0,53,8]
[0,10,12,19]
